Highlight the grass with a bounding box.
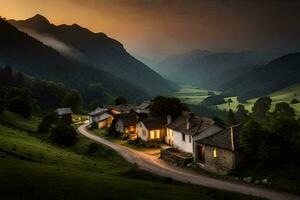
[0,110,40,132]
[0,121,261,200]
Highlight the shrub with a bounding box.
[291,98,299,104]
[51,123,77,146]
[7,96,31,118]
[37,112,58,133]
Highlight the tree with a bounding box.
[227,109,237,126]
[150,96,189,119]
[291,98,299,104]
[62,89,83,113]
[7,96,31,118]
[114,96,128,105]
[273,102,295,119]
[37,112,58,133]
[235,104,249,123]
[252,96,272,121]
[51,122,77,146]
[0,99,4,114]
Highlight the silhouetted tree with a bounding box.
[236,104,249,123]
[51,122,77,146]
[114,96,128,105]
[62,89,83,113]
[7,96,31,118]
[273,102,295,119]
[252,96,272,121]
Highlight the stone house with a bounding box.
[194,124,242,175]
[88,107,113,129]
[137,117,166,142]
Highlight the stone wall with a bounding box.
[203,145,236,175]
[160,148,193,167]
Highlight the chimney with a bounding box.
[167,115,172,124]
[186,118,191,130]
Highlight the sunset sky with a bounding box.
[1,0,300,63]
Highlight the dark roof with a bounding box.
[141,117,166,130]
[196,124,241,151]
[167,114,215,136]
[88,107,108,116]
[117,113,139,127]
[56,108,72,115]
[103,104,137,113]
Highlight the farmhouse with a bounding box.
[166,112,215,154]
[137,117,166,142]
[56,107,73,123]
[194,124,242,175]
[88,107,113,129]
[115,113,139,137]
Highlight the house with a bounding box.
[103,104,137,115]
[56,108,73,123]
[134,101,151,116]
[137,117,166,142]
[166,112,215,154]
[194,124,242,175]
[115,113,139,136]
[88,107,113,129]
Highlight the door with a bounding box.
[198,145,205,162]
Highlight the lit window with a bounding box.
[155,130,160,138]
[213,148,217,158]
[150,130,155,139]
[169,129,173,136]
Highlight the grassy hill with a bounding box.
[0,112,260,200]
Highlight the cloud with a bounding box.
[20,28,86,61]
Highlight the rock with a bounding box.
[254,180,260,185]
[262,179,268,184]
[234,177,240,181]
[244,177,252,183]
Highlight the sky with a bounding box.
[1,0,300,64]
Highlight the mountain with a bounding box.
[219,53,300,100]
[0,17,148,103]
[155,50,278,89]
[9,14,175,95]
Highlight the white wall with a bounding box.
[137,121,149,141]
[173,130,194,154]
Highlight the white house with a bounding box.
[137,117,166,142]
[166,112,216,155]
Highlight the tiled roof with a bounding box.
[141,117,166,130]
[118,113,139,127]
[56,108,72,115]
[103,104,137,113]
[196,124,241,151]
[167,114,215,136]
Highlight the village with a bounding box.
[66,101,243,175]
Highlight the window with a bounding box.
[189,136,192,143]
[167,129,173,136]
[150,130,155,139]
[155,130,160,139]
[213,148,217,158]
[182,133,185,141]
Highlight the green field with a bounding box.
[0,112,260,200]
[174,85,300,117]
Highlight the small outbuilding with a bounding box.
[56,108,73,124]
[115,113,139,135]
[137,117,166,142]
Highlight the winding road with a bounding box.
[78,123,300,200]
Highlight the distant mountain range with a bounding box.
[9,14,175,96]
[154,50,300,100]
[219,53,300,100]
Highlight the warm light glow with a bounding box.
[167,128,173,136]
[213,148,217,158]
[150,129,160,139]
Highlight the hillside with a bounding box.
[0,17,148,103]
[155,50,277,88]
[9,14,175,95]
[220,53,300,99]
[0,113,259,200]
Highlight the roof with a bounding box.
[56,108,72,115]
[98,112,113,121]
[88,107,109,116]
[196,124,242,151]
[141,117,166,130]
[103,104,137,113]
[117,113,139,127]
[166,114,215,136]
[136,101,151,110]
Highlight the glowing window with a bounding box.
[150,130,155,139]
[213,148,217,158]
